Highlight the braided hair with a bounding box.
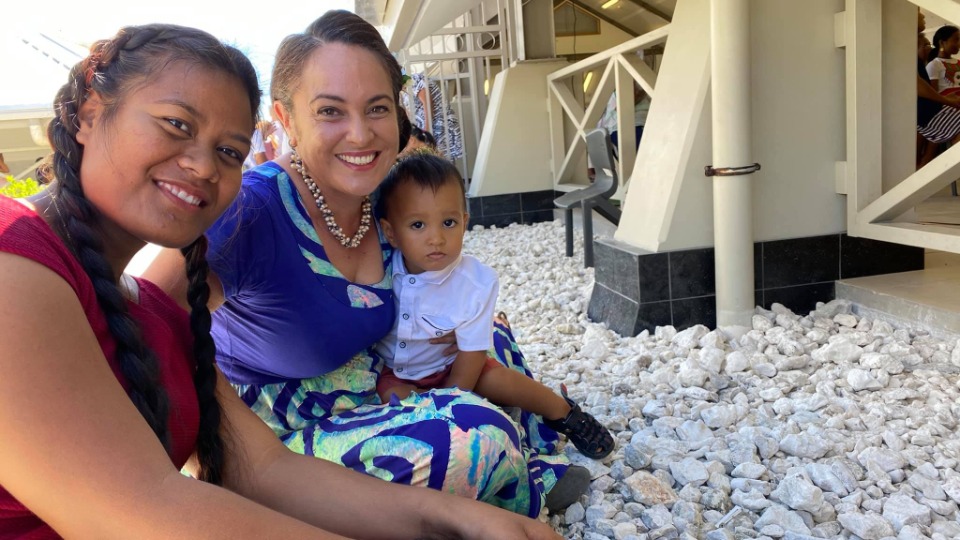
[47,24,261,484]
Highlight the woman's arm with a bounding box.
[142,247,224,312]
[214,370,560,540]
[0,253,339,539]
[418,86,433,129]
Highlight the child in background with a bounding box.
[375,151,614,459]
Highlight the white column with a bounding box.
[710,0,755,327]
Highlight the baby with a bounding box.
[374,151,613,459]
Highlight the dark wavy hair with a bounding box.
[929,25,960,62]
[272,10,409,151]
[376,152,465,219]
[47,23,261,485]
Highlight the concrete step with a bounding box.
[835,267,960,338]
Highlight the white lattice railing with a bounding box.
[395,0,515,179]
[546,27,669,192]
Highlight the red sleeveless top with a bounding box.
[0,196,200,539]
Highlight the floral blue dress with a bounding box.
[206,162,569,516]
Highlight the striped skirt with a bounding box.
[918,105,960,144]
[232,322,569,517]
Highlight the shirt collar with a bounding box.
[391,249,461,285]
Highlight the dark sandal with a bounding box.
[544,384,615,460]
[544,465,591,512]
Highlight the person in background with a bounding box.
[0,21,560,539]
[918,29,960,167]
[243,120,275,170]
[410,72,464,160]
[926,25,960,93]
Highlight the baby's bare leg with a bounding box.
[473,368,571,421]
[379,383,419,403]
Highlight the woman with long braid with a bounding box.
[0,23,559,539]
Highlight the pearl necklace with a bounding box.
[291,149,372,249]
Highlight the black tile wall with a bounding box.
[521,210,556,225]
[589,234,924,336]
[763,282,836,314]
[467,190,559,228]
[480,193,521,217]
[841,235,926,279]
[520,190,559,212]
[763,235,840,288]
[672,295,717,331]
[638,253,670,303]
[587,284,642,337]
[670,248,715,298]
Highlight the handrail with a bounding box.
[547,25,670,81]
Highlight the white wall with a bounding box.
[617,0,922,251]
[468,59,570,196]
[618,0,849,250]
[748,0,847,243]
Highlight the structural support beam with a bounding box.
[710,0,755,327]
[569,0,640,37]
[624,0,672,21]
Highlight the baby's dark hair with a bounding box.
[376,152,466,219]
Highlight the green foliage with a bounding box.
[0,176,45,198]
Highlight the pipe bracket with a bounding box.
[704,163,761,177]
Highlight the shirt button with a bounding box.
[409,277,416,284]
[399,342,406,348]
[436,331,443,336]
[397,367,404,372]
[402,313,410,320]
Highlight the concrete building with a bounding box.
[360,0,960,335]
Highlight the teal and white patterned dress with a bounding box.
[206,163,569,516]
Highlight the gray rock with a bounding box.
[754,504,811,535]
[670,457,710,487]
[847,368,885,391]
[882,494,932,532]
[804,463,849,496]
[705,530,735,540]
[624,471,678,506]
[771,475,824,513]
[896,524,928,540]
[700,404,739,429]
[942,474,960,504]
[731,489,771,512]
[811,340,863,364]
[780,434,832,459]
[675,420,713,443]
[858,447,906,473]
[565,502,586,524]
[907,472,947,501]
[732,462,767,480]
[837,512,895,539]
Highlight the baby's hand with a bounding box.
[429,331,458,356]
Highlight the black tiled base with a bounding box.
[467,189,559,228]
[588,234,924,336]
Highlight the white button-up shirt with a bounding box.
[375,251,498,381]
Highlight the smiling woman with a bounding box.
[0,21,560,540]
[144,10,588,520]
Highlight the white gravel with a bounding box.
[465,220,960,540]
